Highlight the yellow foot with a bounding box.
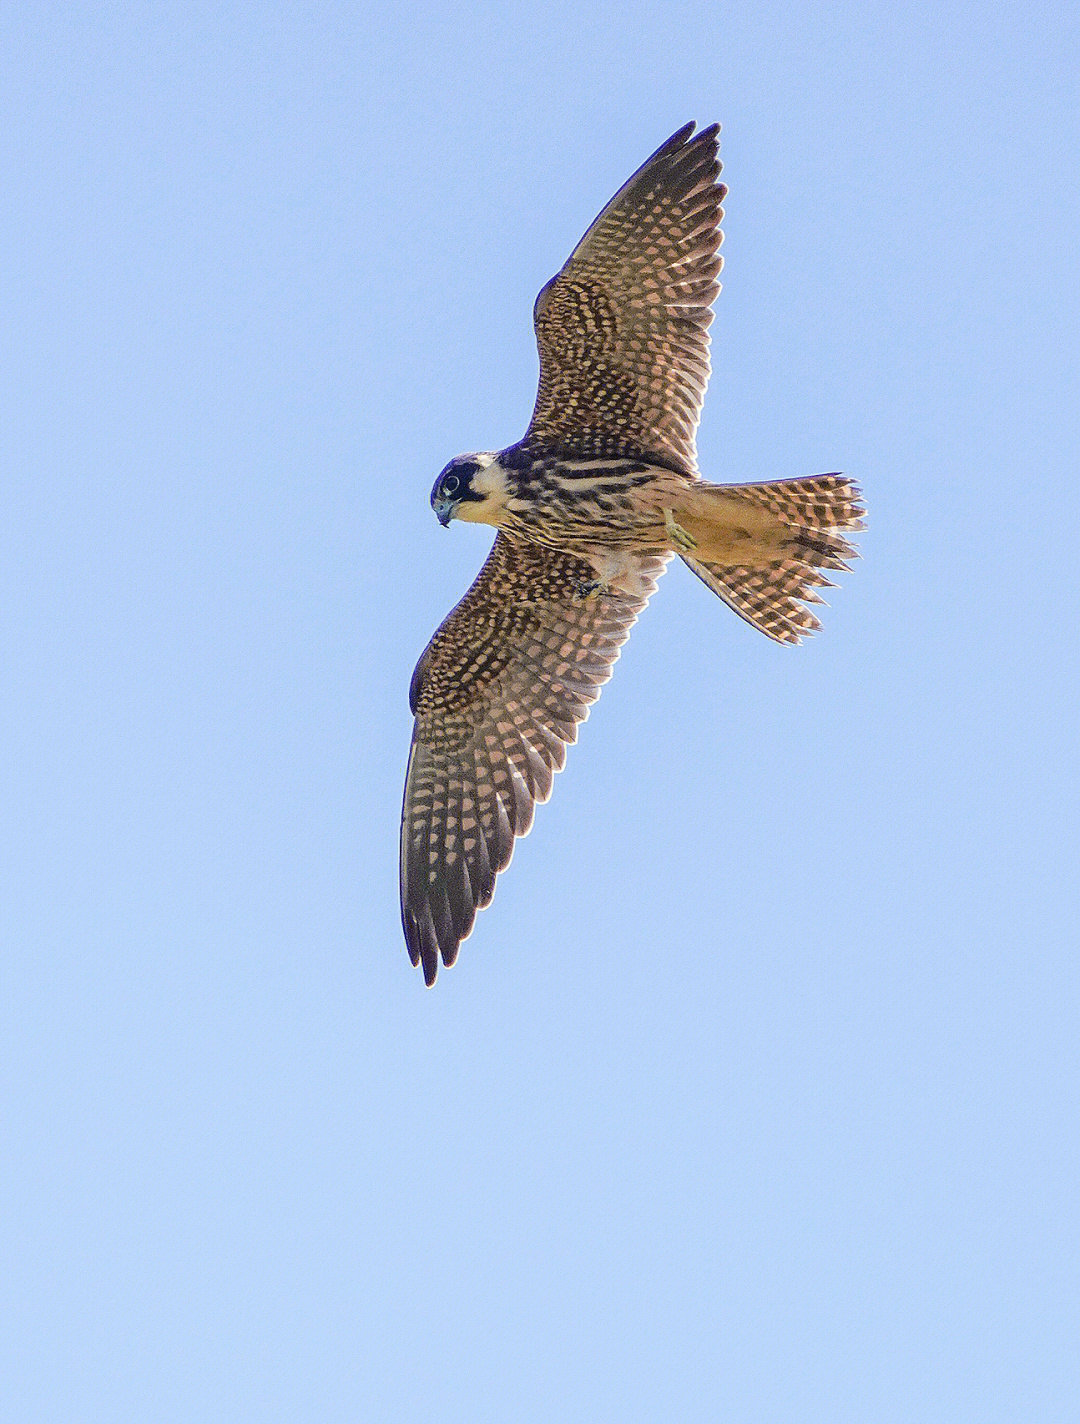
[664,508,697,552]
[570,576,605,603]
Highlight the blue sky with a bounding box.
[3,2,1078,1419]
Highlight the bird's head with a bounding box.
[430,453,505,528]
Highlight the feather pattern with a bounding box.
[401,534,667,983]
[681,475,865,643]
[400,124,864,982]
[524,122,725,471]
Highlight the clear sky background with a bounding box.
[3,2,1078,1420]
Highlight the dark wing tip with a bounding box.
[402,903,451,987]
[403,856,477,986]
[402,902,472,986]
[646,120,720,166]
[661,120,697,150]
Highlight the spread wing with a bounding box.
[524,121,726,471]
[401,535,667,984]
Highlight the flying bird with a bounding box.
[401,122,863,984]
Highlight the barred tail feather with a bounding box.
[679,474,864,644]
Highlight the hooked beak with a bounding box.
[433,496,455,527]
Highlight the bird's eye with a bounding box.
[442,474,460,494]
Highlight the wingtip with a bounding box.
[403,913,421,969]
[655,120,721,162]
[402,904,444,986]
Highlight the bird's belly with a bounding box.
[500,482,675,555]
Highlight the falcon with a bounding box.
[401,122,863,984]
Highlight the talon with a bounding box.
[571,577,604,603]
[664,508,697,551]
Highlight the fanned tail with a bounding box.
[678,474,865,644]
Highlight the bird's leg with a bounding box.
[570,576,605,603]
[663,508,697,552]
